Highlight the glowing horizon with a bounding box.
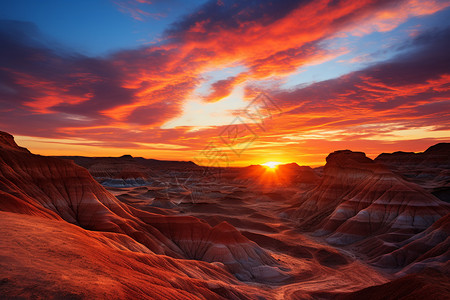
[261,162,282,169]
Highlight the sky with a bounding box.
[0,0,449,166]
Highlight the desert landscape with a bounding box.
[1,131,449,299]
[1,0,450,299]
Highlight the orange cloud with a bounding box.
[1,1,449,166]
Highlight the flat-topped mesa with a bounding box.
[326,150,373,165]
[375,143,450,202]
[0,131,285,282]
[0,131,30,153]
[58,155,199,187]
[324,150,388,177]
[376,143,450,169]
[287,150,449,246]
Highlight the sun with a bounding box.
[261,161,282,169]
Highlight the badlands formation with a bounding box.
[375,143,450,202]
[0,130,449,299]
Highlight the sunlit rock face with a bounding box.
[0,211,250,300]
[375,143,450,202]
[0,131,31,153]
[287,150,449,247]
[0,131,285,283]
[1,130,449,298]
[135,214,285,282]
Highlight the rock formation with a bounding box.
[370,213,449,275]
[0,211,253,299]
[375,143,450,202]
[59,155,199,187]
[286,150,449,252]
[2,131,449,298]
[0,131,285,284]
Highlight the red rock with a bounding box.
[0,131,30,153]
[0,211,254,299]
[0,131,284,282]
[286,150,449,249]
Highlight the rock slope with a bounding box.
[0,131,285,283]
[369,213,449,275]
[0,211,254,300]
[375,143,450,202]
[285,150,449,266]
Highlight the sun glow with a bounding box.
[261,161,282,169]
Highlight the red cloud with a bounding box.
[203,75,245,102]
[0,1,449,165]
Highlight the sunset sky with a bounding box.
[1,0,449,166]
